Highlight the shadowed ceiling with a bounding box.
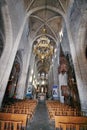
[23,0,70,82]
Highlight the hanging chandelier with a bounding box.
[33,35,54,61]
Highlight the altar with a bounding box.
[38,93,46,101]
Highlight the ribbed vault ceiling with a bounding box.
[23,0,70,77]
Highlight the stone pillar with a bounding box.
[16,37,33,99]
[29,53,35,84]
[0,4,13,107]
[65,14,87,111]
[48,65,54,97]
[52,50,59,98]
[59,72,68,103]
[26,53,35,96]
[58,44,68,103]
[0,11,28,107]
[53,56,58,85]
[74,20,87,111]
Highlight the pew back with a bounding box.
[0,112,28,127]
[0,120,22,130]
[55,116,87,130]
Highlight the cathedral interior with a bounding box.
[0,0,87,130]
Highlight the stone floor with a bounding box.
[27,100,55,130]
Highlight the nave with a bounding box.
[0,98,55,130]
[27,101,54,130]
[0,98,87,130]
[0,0,87,129]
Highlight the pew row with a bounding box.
[55,116,87,130]
[46,101,82,120]
[0,112,28,130]
[0,120,22,130]
[1,99,37,122]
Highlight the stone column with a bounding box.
[0,11,28,107]
[16,37,33,99]
[48,65,54,97]
[26,53,35,96]
[65,14,87,111]
[52,50,59,99]
[74,20,87,111]
[59,72,68,103]
[53,56,58,85]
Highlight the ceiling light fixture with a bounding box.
[33,36,53,61]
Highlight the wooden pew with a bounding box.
[0,112,28,130]
[0,120,22,130]
[46,100,83,121]
[1,99,37,122]
[55,116,87,130]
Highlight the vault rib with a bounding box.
[58,0,66,13]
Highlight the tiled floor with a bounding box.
[27,100,55,130]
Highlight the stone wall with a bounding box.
[69,0,87,44]
[67,0,87,111]
[7,0,26,43]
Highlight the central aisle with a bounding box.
[27,100,54,130]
